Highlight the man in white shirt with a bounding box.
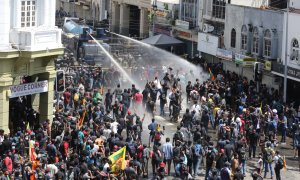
[110,119,119,134]
[191,102,201,116]
[46,163,58,179]
[274,150,283,180]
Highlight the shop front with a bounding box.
[0,48,63,133]
[272,62,300,104]
[173,20,198,57]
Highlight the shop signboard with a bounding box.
[155,9,169,18]
[175,19,190,30]
[9,80,48,98]
[234,54,254,67]
[272,62,300,80]
[243,58,256,67]
[264,60,272,71]
[176,30,192,39]
[216,48,233,61]
[235,53,246,65]
[198,32,219,56]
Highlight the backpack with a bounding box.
[240,151,246,161]
[74,93,79,101]
[194,144,202,157]
[191,92,198,100]
[174,131,183,141]
[155,132,161,141]
[266,149,273,163]
[128,142,136,154]
[277,157,284,169]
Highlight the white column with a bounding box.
[13,0,21,28]
[139,7,149,38]
[119,3,130,35]
[0,0,11,49]
[111,2,120,33]
[49,0,56,27]
[42,0,50,27]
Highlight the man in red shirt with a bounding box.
[62,137,69,160]
[63,88,71,112]
[4,152,13,174]
[134,90,143,114]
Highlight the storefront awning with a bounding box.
[156,0,180,4]
[141,34,184,46]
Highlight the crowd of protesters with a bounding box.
[0,58,300,180]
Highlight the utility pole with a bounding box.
[73,0,76,17]
[283,0,289,103]
[152,0,157,36]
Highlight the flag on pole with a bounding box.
[29,140,37,162]
[78,110,86,129]
[109,146,126,172]
[283,155,287,171]
[208,68,215,81]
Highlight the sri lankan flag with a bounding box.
[77,110,86,129]
[109,146,126,173]
[209,68,215,81]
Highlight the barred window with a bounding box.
[264,30,271,57]
[21,0,36,27]
[241,25,247,51]
[253,27,259,54]
[290,39,299,62]
[231,28,236,48]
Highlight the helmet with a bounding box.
[272,109,277,114]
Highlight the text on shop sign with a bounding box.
[9,80,48,98]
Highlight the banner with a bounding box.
[216,48,233,61]
[10,80,48,98]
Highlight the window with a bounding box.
[231,28,236,48]
[212,0,226,19]
[264,29,271,57]
[241,25,247,51]
[21,0,36,27]
[181,0,198,27]
[253,27,259,54]
[291,39,299,62]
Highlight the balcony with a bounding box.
[10,27,63,51]
[113,0,151,9]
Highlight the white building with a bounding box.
[275,5,300,102]
[0,0,63,132]
[0,0,63,51]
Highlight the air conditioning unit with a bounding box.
[203,23,214,33]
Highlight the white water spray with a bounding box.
[88,33,138,88]
[109,32,209,83]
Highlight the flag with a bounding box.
[283,155,287,171]
[29,140,37,162]
[78,110,86,129]
[208,68,215,81]
[259,102,263,114]
[109,146,126,172]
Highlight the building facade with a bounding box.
[0,0,63,132]
[151,0,179,37]
[273,8,300,103]
[222,4,284,88]
[110,0,151,38]
[56,0,110,26]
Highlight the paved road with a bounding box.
[133,103,300,179]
